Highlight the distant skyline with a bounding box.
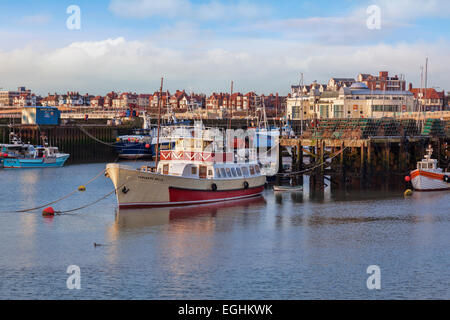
[1,0,450,95]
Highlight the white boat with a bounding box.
[106,130,267,208]
[410,145,450,191]
[273,185,303,192]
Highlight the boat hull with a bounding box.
[2,154,69,168]
[106,163,266,208]
[410,170,450,191]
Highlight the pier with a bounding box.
[279,118,450,192]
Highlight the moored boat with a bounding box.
[106,134,266,208]
[0,134,69,169]
[410,145,450,191]
[273,185,303,192]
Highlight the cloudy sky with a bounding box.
[0,0,449,95]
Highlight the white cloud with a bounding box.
[108,0,269,20]
[17,14,51,25]
[0,37,449,95]
[360,0,450,21]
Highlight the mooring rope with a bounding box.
[277,146,349,176]
[0,167,108,214]
[56,188,117,215]
[76,125,116,147]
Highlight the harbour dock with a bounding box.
[280,118,450,192]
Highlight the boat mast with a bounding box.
[155,77,164,169]
[300,73,304,135]
[228,80,233,130]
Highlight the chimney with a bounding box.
[409,83,413,91]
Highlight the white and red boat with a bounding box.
[410,145,450,192]
[106,134,266,208]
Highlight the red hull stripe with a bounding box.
[119,193,264,209]
[169,186,265,202]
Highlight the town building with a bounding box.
[358,71,406,91]
[287,82,415,120]
[0,87,31,107]
[409,85,446,111]
[90,96,105,108]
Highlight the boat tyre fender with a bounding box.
[243,181,249,189]
[443,175,449,183]
[211,183,217,191]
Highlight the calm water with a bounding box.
[0,162,449,300]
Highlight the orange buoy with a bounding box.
[145,144,150,149]
[42,207,55,217]
[404,176,411,182]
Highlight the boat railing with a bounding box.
[160,150,233,163]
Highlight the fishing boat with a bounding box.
[106,132,266,208]
[114,114,188,159]
[410,145,450,191]
[0,133,69,169]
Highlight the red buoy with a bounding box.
[42,207,55,217]
[405,176,411,182]
[145,144,150,149]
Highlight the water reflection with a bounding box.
[111,196,267,234]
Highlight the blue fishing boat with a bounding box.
[114,114,189,159]
[0,134,69,169]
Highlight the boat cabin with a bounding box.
[150,137,262,180]
[417,145,440,172]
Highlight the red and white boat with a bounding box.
[410,145,450,192]
[106,134,266,209]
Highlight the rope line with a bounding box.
[277,146,349,176]
[76,125,116,147]
[0,167,108,214]
[56,188,116,214]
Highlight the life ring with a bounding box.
[243,181,249,189]
[211,183,217,191]
[443,175,449,183]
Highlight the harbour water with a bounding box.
[0,163,449,299]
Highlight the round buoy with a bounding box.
[145,143,150,149]
[404,189,413,197]
[78,185,86,192]
[404,176,411,182]
[42,207,55,217]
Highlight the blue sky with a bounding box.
[1,0,449,95]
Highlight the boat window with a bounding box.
[231,168,237,177]
[220,168,226,177]
[236,167,242,176]
[215,168,221,178]
[208,169,213,176]
[255,165,261,174]
[241,166,249,176]
[226,168,232,177]
[191,166,197,175]
[199,166,207,179]
[163,164,169,175]
[249,166,255,175]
